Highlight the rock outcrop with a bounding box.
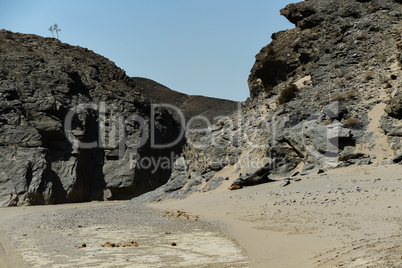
[0,30,239,206]
[385,87,402,119]
[0,30,181,205]
[137,0,402,202]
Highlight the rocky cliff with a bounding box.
[0,30,239,206]
[137,0,402,202]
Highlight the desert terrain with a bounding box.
[1,163,401,267]
[1,0,402,267]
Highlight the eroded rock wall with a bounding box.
[137,0,402,201]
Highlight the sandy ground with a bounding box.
[150,164,402,267]
[0,164,401,267]
[0,202,248,268]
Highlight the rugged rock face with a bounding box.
[137,0,402,202]
[249,0,402,99]
[0,30,183,206]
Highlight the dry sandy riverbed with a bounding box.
[0,164,401,267]
[0,202,248,267]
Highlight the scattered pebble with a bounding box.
[77,243,86,248]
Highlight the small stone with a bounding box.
[228,184,242,191]
[392,153,402,163]
[171,242,177,246]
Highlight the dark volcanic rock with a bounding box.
[0,30,186,206]
[229,163,276,190]
[249,0,401,99]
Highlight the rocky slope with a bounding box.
[132,77,241,125]
[0,30,238,206]
[137,0,402,202]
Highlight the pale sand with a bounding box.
[0,164,401,267]
[0,202,248,267]
[150,164,402,267]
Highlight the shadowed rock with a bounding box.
[229,163,276,190]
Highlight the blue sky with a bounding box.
[0,0,298,101]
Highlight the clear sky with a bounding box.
[0,0,298,101]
